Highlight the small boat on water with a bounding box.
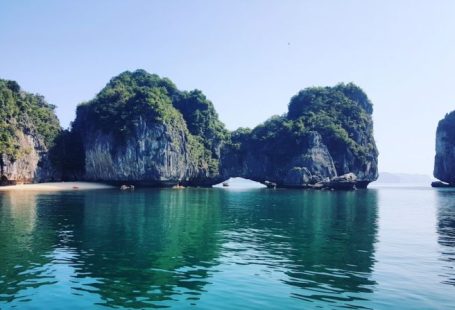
[222,182,229,187]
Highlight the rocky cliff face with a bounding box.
[434,111,455,184]
[221,131,338,187]
[70,70,227,186]
[221,129,377,189]
[220,83,378,188]
[0,72,378,188]
[286,83,379,187]
[79,118,199,185]
[0,80,60,185]
[327,140,378,189]
[0,130,47,184]
[66,72,378,188]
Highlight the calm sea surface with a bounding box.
[0,184,454,309]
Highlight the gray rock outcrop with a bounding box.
[1,72,379,189]
[79,117,218,186]
[0,131,49,184]
[221,131,338,188]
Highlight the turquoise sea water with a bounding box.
[0,185,454,309]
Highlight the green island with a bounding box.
[0,70,378,189]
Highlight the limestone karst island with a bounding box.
[1,70,378,190]
[433,111,455,187]
[2,2,455,309]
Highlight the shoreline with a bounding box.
[0,182,114,191]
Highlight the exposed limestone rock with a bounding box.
[1,71,379,190]
[283,167,312,187]
[287,131,338,180]
[325,173,357,190]
[221,131,338,188]
[68,73,378,189]
[434,111,455,184]
[0,79,60,185]
[81,118,197,185]
[0,131,57,185]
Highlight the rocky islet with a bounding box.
[0,70,379,189]
[433,111,455,187]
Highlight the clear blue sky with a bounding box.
[1,0,454,175]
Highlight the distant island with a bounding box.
[0,70,379,189]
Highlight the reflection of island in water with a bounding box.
[0,192,59,303]
[219,189,379,305]
[73,189,223,308]
[435,190,455,286]
[0,188,379,308]
[0,189,224,308]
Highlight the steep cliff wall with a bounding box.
[67,71,378,188]
[79,118,197,185]
[220,83,378,188]
[434,111,455,184]
[0,72,378,188]
[221,128,338,187]
[0,80,60,185]
[71,70,227,186]
[286,83,378,187]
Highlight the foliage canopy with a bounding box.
[241,83,377,168]
[73,70,230,173]
[0,79,60,159]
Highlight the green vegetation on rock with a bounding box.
[74,70,184,139]
[0,79,60,160]
[246,115,309,165]
[0,71,378,186]
[229,83,376,167]
[173,90,229,158]
[223,82,378,183]
[286,83,377,167]
[72,70,229,176]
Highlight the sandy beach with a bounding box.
[0,182,114,191]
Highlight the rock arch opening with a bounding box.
[214,177,266,189]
